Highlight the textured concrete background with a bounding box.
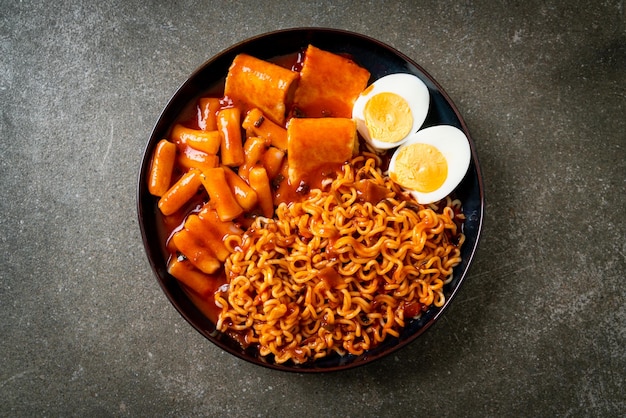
[1,0,625,416]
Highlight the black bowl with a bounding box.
[137,28,484,372]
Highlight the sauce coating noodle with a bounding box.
[215,153,464,364]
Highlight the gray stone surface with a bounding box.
[1,0,625,416]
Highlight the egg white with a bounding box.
[352,73,430,151]
[388,125,471,204]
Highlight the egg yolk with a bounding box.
[363,92,413,143]
[391,143,448,193]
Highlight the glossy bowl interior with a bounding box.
[137,28,484,372]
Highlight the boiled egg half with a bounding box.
[388,125,471,204]
[352,73,430,151]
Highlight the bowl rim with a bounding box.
[137,27,485,372]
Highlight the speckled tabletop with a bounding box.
[2,1,625,416]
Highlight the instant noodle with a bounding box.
[215,153,464,364]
